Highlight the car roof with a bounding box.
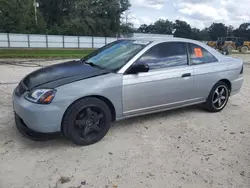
[123,37,200,43]
[121,37,227,61]
[123,37,211,48]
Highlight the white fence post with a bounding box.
[27,34,30,48]
[7,33,10,48]
[62,35,65,48]
[45,34,48,48]
[92,36,94,48]
[78,36,80,48]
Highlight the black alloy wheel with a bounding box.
[74,107,104,140]
[62,98,112,145]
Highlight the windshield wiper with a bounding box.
[85,61,102,69]
[84,61,109,71]
[85,61,97,67]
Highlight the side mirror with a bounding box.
[127,63,149,74]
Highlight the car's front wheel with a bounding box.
[62,97,112,146]
[204,81,230,112]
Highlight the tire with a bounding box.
[226,45,233,54]
[241,46,248,54]
[62,97,112,146]
[204,81,230,112]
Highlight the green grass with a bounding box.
[0,48,95,58]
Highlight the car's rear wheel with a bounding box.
[204,81,230,112]
[62,98,112,146]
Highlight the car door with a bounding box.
[122,42,196,116]
[187,43,228,100]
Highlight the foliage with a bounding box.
[174,20,192,38]
[208,23,228,40]
[137,19,250,41]
[190,28,210,41]
[120,23,135,37]
[0,0,46,33]
[233,23,250,40]
[38,0,75,27]
[59,0,131,36]
[0,0,249,40]
[227,25,234,37]
[138,19,173,34]
[0,0,131,36]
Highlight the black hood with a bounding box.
[22,60,109,90]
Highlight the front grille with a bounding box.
[15,82,27,97]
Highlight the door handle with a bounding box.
[182,73,191,78]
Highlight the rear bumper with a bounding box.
[15,113,60,141]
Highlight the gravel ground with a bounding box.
[0,55,250,188]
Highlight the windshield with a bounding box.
[82,40,150,72]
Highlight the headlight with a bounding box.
[25,89,56,104]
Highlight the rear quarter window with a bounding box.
[188,43,218,65]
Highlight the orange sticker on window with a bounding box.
[194,48,203,57]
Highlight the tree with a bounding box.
[61,0,98,36]
[61,0,131,36]
[153,19,173,34]
[233,23,250,40]
[227,25,234,37]
[239,23,250,31]
[120,23,134,37]
[38,0,75,27]
[0,0,46,33]
[137,20,173,34]
[190,28,211,41]
[199,28,211,41]
[120,11,134,37]
[3,0,250,40]
[208,23,227,40]
[117,0,131,35]
[137,19,250,41]
[138,24,148,33]
[174,20,192,38]
[0,0,20,33]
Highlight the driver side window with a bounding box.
[134,42,188,70]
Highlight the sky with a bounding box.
[128,0,250,29]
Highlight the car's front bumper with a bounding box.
[15,113,60,141]
[12,91,65,135]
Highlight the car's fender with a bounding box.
[53,73,124,120]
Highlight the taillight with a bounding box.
[240,66,243,74]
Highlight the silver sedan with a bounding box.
[13,37,244,145]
